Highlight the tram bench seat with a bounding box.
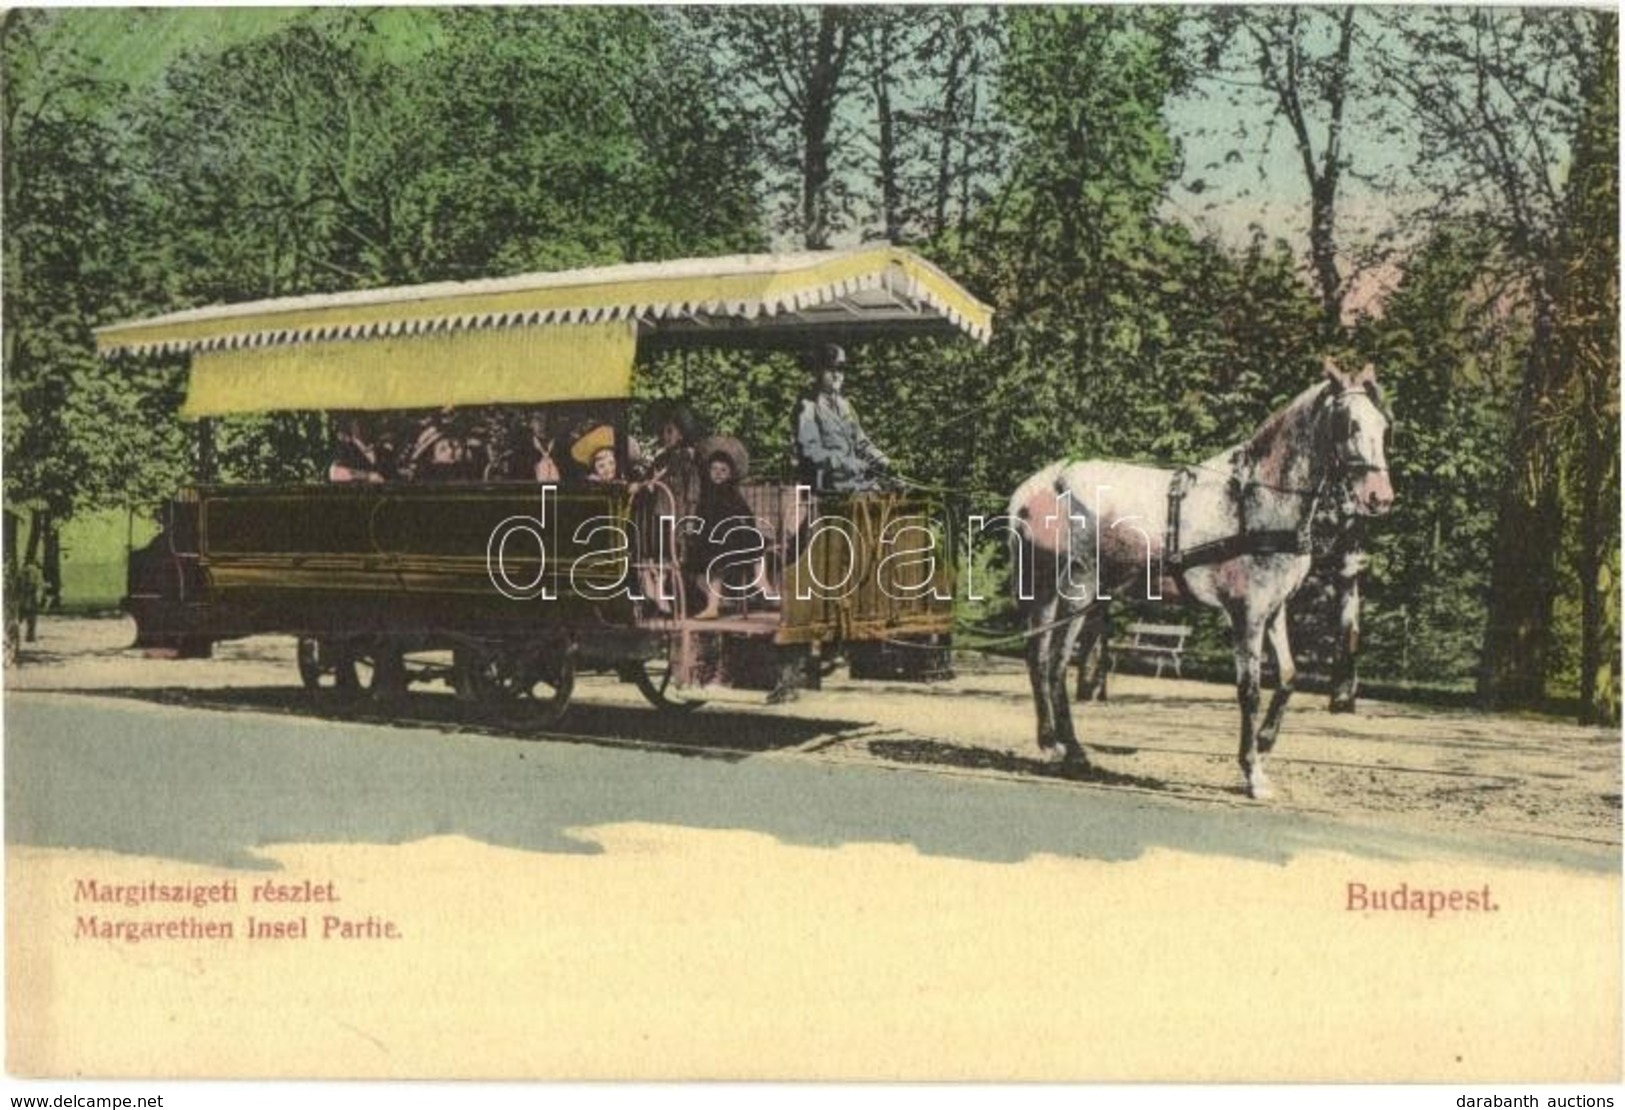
[1109,622,1192,679]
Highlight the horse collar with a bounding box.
[1164,449,1315,583]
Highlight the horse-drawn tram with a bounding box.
[99,246,992,726]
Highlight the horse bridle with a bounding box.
[1162,383,1388,580]
[1319,384,1391,485]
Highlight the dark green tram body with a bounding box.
[125,483,956,701]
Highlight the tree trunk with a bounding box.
[1479,287,1564,708]
[41,514,62,612]
[3,509,18,575]
[1573,288,1620,725]
[1252,7,1363,704]
[871,20,903,243]
[801,8,847,249]
[198,417,218,483]
[1567,10,1620,726]
[24,508,43,566]
[1578,474,1602,722]
[932,16,969,239]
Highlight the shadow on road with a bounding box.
[5,689,1616,876]
[868,738,1166,792]
[36,684,850,757]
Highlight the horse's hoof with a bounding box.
[1039,744,1068,764]
[1246,772,1273,800]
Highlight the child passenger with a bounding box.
[687,449,757,620]
[571,425,620,483]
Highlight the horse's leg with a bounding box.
[1257,606,1296,755]
[1073,604,1109,703]
[1328,550,1362,713]
[1231,610,1271,799]
[1025,591,1062,758]
[1049,601,1092,764]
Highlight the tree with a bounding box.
[132,10,419,301]
[1198,6,1384,710]
[401,8,763,276]
[914,9,1005,244]
[1361,226,1522,690]
[1552,13,1620,724]
[1380,7,1599,707]
[1202,7,1362,332]
[971,6,1189,480]
[687,6,863,248]
[1,11,192,602]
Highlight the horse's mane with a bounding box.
[1243,381,1332,460]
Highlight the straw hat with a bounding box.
[570,424,616,467]
[696,435,749,480]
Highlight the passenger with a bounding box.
[371,422,401,481]
[405,407,483,482]
[571,425,620,483]
[588,448,618,483]
[792,343,893,493]
[401,408,449,480]
[494,409,562,483]
[328,415,387,484]
[631,403,703,516]
[687,443,757,620]
[527,411,563,483]
[627,406,703,616]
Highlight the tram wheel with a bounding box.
[454,642,575,730]
[627,657,706,713]
[352,639,408,705]
[297,637,406,704]
[297,637,359,700]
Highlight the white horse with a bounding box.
[1008,360,1394,799]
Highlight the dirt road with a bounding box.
[8,616,1619,854]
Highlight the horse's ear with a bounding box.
[1355,361,1378,386]
[1321,355,1349,391]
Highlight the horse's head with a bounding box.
[1322,359,1394,517]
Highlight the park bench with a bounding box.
[1109,621,1192,679]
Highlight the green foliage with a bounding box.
[958,8,1189,491]
[959,5,1322,502]
[2,11,191,519]
[1361,226,1521,684]
[631,348,807,483]
[399,8,763,276]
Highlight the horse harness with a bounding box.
[1161,385,1384,592]
[1161,453,1317,592]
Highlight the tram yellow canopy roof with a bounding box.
[94,246,994,417]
